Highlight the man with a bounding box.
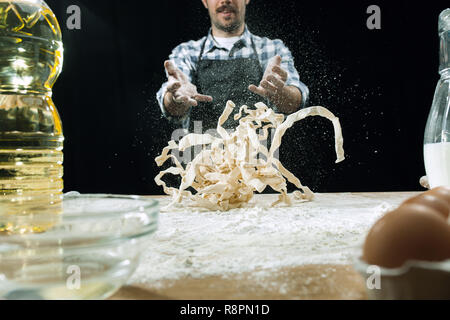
[157,0,309,132]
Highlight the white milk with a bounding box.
[424,142,450,188]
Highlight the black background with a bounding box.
[43,0,448,195]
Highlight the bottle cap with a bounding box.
[439,9,450,34]
[439,9,450,73]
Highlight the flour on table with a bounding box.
[130,193,409,288]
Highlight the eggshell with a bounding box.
[363,203,450,268]
[403,193,449,219]
[425,186,450,215]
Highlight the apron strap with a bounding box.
[249,36,264,77]
[193,38,208,85]
[198,38,207,64]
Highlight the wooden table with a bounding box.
[109,192,420,300]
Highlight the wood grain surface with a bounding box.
[110,264,367,300]
[110,192,421,300]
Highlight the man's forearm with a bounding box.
[272,86,302,114]
[163,91,190,117]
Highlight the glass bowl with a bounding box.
[0,193,158,300]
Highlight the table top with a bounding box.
[109,191,421,300]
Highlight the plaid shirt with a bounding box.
[157,26,309,127]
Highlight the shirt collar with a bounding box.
[204,25,253,53]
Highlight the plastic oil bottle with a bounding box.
[0,0,64,232]
[424,9,450,188]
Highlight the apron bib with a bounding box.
[190,36,264,133]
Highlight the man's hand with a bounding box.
[248,55,302,114]
[163,60,213,117]
[249,55,287,99]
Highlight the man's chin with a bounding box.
[219,18,236,26]
[215,21,241,33]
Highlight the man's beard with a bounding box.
[212,19,243,33]
[210,4,245,34]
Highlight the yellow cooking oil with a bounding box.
[0,0,64,234]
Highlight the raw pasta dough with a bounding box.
[155,101,345,211]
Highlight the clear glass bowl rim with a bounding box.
[0,193,159,219]
[0,193,159,250]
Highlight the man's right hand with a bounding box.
[163,61,212,116]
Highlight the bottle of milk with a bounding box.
[424,9,450,188]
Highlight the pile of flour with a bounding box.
[129,193,406,287]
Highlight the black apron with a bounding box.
[190,36,264,133]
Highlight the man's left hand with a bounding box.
[248,55,302,114]
[248,55,288,101]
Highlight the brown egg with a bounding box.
[425,186,450,215]
[363,203,450,268]
[403,193,449,219]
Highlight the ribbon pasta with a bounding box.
[155,101,345,211]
